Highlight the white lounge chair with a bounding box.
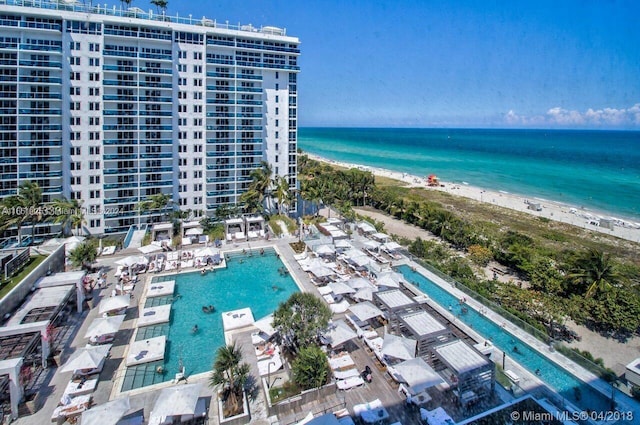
[337,376,365,390]
[334,368,360,380]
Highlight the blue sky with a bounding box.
[135,0,640,128]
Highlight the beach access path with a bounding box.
[308,153,640,244]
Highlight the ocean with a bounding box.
[298,128,640,221]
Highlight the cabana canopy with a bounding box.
[382,333,416,360]
[328,281,356,295]
[322,319,357,348]
[382,241,402,251]
[185,227,204,236]
[150,383,202,423]
[353,287,374,301]
[357,222,376,234]
[115,255,148,267]
[254,314,276,336]
[315,244,335,256]
[99,295,130,314]
[348,302,384,322]
[80,396,130,425]
[393,358,444,394]
[60,345,111,373]
[84,315,125,339]
[139,244,162,254]
[346,277,374,290]
[310,265,334,278]
[375,272,403,288]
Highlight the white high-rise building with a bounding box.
[0,0,299,238]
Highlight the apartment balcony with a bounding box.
[18,92,61,99]
[104,168,139,174]
[103,80,138,87]
[18,76,62,84]
[18,61,62,68]
[103,95,138,101]
[103,65,138,72]
[18,156,61,163]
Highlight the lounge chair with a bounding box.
[337,376,365,390]
[333,368,360,380]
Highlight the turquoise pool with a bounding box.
[121,249,299,391]
[396,265,640,422]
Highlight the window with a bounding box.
[275,83,279,90]
[193,92,202,100]
[275,155,279,162]
[193,183,202,191]
[275,71,279,79]
[90,219,101,227]
[89,87,100,96]
[275,95,279,102]
[193,170,202,178]
[275,107,279,115]
[178,91,186,99]
[89,57,100,66]
[89,175,101,184]
[275,131,279,139]
[70,162,81,170]
[192,104,202,113]
[89,72,100,81]
[70,146,80,155]
[70,87,80,96]
[193,65,202,73]
[70,191,81,200]
[178,145,187,153]
[90,190,100,198]
[178,78,186,86]
[193,158,202,166]
[89,117,100,125]
[178,64,186,72]
[89,102,100,111]
[70,102,80,111]
[69,56,80,65]
[193,52,202,60]
[193,119,202,126]
[178,118,186,126]
[178,104,186,113]
[89,42,100,51]
[275,119,279,127]
[70,176,81,185]
[193,78,202,86]
[70,117,80,125]
[193,144,202,152]
[70,71,80,80]
[178,51,187,59]
[70,41,80,50]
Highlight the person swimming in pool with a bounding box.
[191,324,198,333]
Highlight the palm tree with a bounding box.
[274,176,291,215]
[0,182,44,244]
[568,248,621,298]
[69,240,98,270]
[138,193,173,223]
[246,161,273,213]
[48,198,85,236]
[151,0,168,14]
[209,343,250,417]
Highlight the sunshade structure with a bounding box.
[99,295,130,314]
[59,344,111,373]
[371,232,390,242]
[381,333,416,361]
[328,281,356,295]
[382,241,402,252]
[63,235,86,253]
[254,314,276,337]
[314,244,335,257]
[353,287,375,301]
[194,247,219,258]
[348,302,385,322]
[346,277,374,290]
[322,319,357,348]
[334,239,352,251]
[393,358,444,394]
[309,265,334,278]
[363,240,380,251]
[115,255,148,267]
[375,271,403,288]
[150,383,203,424]
[138,244,162,254]
[185,227,204,236]
[84,315,125,339]
[357,222,376,234]
[80,396,130,425]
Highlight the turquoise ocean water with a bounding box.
[298,128,640,221]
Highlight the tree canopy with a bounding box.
[273,292,331,352]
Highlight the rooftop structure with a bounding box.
[0,0,299,238]
[398,310,453,358]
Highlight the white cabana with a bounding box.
[185,227,204,236]
[322,319,357,348]
[80,396,130,425]
[353,287,375,301]
[309,265,334,278]
[375,271,403,288]
[363,240,380,251]
[357,222,376,234]
[328,281,356,295]
[115,255,148,267]
[315,244,336,256]
[346,277,374,290]
[150,383,203,424]
[382,241,402,252]
[371,232,390,242]
[138,244,162,254]
[348,302,385,322]
[84,315,125,339]
[393,358,444,394]
[99,295,130,314]
[382,333,416,360]
[334,239,352,251]
[194,247,219,258]
[253,314,276,337]
[59,345,111,373]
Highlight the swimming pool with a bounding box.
[121,248,299,391]
[396,265,640,421]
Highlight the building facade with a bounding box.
[0,0,299,237]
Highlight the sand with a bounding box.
[307,153,640,244]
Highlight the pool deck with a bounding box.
[12,231,638,425]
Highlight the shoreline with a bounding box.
[305,153,640,244]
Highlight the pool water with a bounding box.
[396,265,639,420]
[121,249,299,391]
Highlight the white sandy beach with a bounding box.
[306,153,640,244]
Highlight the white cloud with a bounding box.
[504,103,640,128]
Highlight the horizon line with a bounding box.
[298,126,640,132]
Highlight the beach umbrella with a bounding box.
[346,277,374,290]
[80,396,130,425]
[254,314,276,337]
[309,265,333,278]
[353,287,374,301]
[328,281,356,295]
[315,244,335,256]
[99,295,130,314]
[348,302,384,322]
[381,333,416,360]
[322,319,357,348]
[185,227,204,236]
[115,255,148,267]
[84,315,125,339]
[376,272,402,289]
[150,383,202,423]
[392,357,444,394]
[59,344,111,373]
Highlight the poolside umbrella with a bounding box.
[348,302,384,322]
[254,314,276,337]
[376,271,403,288]
[150,383,202,423]
[80,396,130,425]
[194,247,218,258]
[59,344,111,373]
[353,287,374,301]
[393,357,444,394]
[138,244,162,254]
[322,319,357,348]
[346,277,374,290]
[349,254,370,268]
[363,240,380,251]
[185,227,204,236]
[115,255,148,267]
[99,295,130,314]
[382,333,416,360]
[84,315,125,339]
[309,265,333,278]
[328,281,356,295]
[315,244,335,256]
[334,239,352,251]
